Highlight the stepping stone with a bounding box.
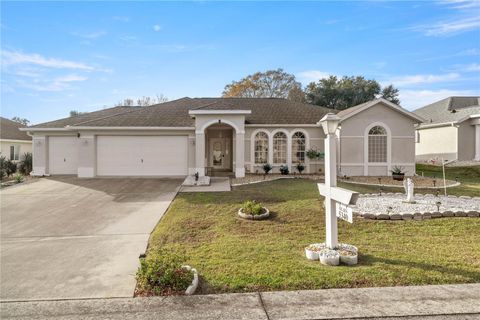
[454,211,467,217]
[422,212,432,219]
[431,212,442,218]
[402,213,413,220]
[442,211,454,217]
[377,214,390,220]
[389,213,402,220]
[363,213,376,219]
[413,212,423,220]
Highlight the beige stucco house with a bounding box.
[21,97,422,178]
[414,97,480,162]
[0,117,32,163]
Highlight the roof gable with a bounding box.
[337,98,424,123]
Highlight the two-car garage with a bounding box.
[47,135,189,177]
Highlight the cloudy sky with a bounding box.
[1,1,479,124]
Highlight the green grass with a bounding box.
[148,174,480,294]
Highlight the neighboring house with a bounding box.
[0,117,32,163]
[21,97,422,178]
[414,97,480,162]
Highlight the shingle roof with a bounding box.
[30,97,335,128]
[29,106,141,128]
[0,117,32,141]
[413,96,480,125]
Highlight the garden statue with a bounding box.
[403,178,415,203]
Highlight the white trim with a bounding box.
[245,124,320,128]
[339,98,424,123]
[340,163,364,166]
[392,136,415,139]
[189,110,251,115]
[250,129,271,171]
[364,122,392,176]
[71,126,195,131]
[310,137,325,140]
[197,119,242,134]
[340,135,364,138]
[416,122,459,130]
[0,139,32,143]
[289,129,310,173]
[19,128,69,132]
[271,129,289,166]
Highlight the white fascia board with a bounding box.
[18,128,69,132]
[340,98,425,123]
[67,126,195,131]
[188,110,251,115]
[0,139,32,143]
[245,124,320,127]
[416,122,457,130]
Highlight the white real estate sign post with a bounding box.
[318,113,359,249]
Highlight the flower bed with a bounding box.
[305,242,358,266]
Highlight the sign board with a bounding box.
[318,183,359,206]
[336,202,353,223]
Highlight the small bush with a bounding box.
[241,200,264,215]
[0,156,17,179]
[13,173,24,183]
[279,165,289,175]
[136,250,193,296]
[18,152,32,175]
[296,163,305,174]
[306,149,324,160]
[262,163,272,175]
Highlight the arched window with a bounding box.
[291,132,306,164]
[273,132,287,164]
[368,125,387,162]
[254,132,269,164]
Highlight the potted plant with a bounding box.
[390,166,405,181]
[262,163,272,175]
[296,163,305,175]
[279,165,289,175]
[305,243,326,260]
[238,200,270,220]
[319,248,340,266]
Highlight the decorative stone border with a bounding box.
[237,207,270,220]
[231,175,324,187]
[181,265,199,295]
[354,193,480,221]
[341,179,460,189]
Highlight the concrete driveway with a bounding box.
[0,177,182,301]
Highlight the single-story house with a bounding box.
[21,97,423,178]
[413,96,480,162]
[0,117,32,163]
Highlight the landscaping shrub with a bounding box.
[306,149,324,160]
[262,163,272,175]
[18,152,32,175]
[13,173,24,183]
[279,165,289,175]
[241,200,264,215]
[136,250,193,296]
[0,156,17,179]
[296,163,305,174]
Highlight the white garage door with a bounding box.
[48,136,79,175]
[96,136,188,176]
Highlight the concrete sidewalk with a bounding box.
[1,283,479,319]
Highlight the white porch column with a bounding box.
[235,132,245,178]
[475,124,480,161]
[32,135,48,176]
[324,133,338,249]
[78,134,96,178]
[195,132,206,176]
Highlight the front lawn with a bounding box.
[147,178,480,294]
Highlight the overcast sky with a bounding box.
[1,1,479,124]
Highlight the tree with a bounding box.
[223,69,302,99]
[11,117,29,126]
[70,110,86,117]
[115,94,168,107]
[305,76,400,110]
[381,85,400,105]
[287,85,306,103]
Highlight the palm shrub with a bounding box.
[0,156,17,178]
[136,250,193,296]
[19,152,32,175]
[296,163,305,174]
[14,173,24,183]
[262,163,272,175]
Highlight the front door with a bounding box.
[210,138,226,169]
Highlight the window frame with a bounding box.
[9,144,20,161]
[273,131,287,164]
[291,131,306,164]
[254,131,269,164]
[367,125,388,163]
